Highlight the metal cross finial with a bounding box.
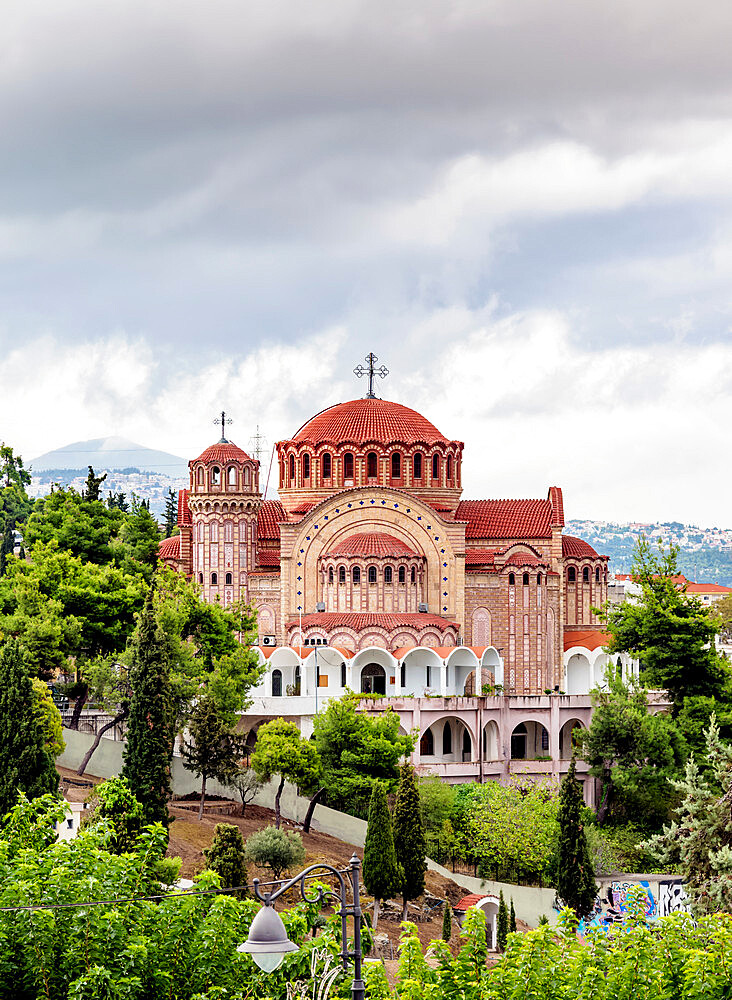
[213,410,233,443]
[353,352,388,398]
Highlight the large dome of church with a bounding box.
[292,398,448,446]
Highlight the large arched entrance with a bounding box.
[361,662,387,695]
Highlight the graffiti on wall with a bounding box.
[573,877,689,941]
[658,880,689,917]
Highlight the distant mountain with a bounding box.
[30,437,189,478]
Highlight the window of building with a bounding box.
[583,566,590,583]
[340,662,347,687]
[344,452,354,480]
[508,572,515,586]
[537,573,542,585]
[413,452,423,479]
[391,452,401,478]
[523,572,529,585]
[368,565,377,583]
[595,567,601,583]
[302,453,310,479]
[225,572,232,585]
[384,566,393,583]
[210,521,219,543]
[244,466,251,485]
[272,669,282,697]
[367,451,378,478]
[339,566,346,583]
[398,565,406,583]
[329,566,334,583]
[426,663,431,687]
[211,466,221,486]
[211,573,218,585]
[224,521,233,542]
[196,466,204,486]
[322,452,331,479]
[432,453,440,479]
[541,726,549,751]
[420,728,434,756]
[410,566,416,584]
[443,723,452,755]
[198,572,203,584]
[227,466,237,486]
[568,567,576,583]
[447,455,452,480]
[289,455,295,481]
[400,661,406,687]
[352,566,361,584]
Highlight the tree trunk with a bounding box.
[302,786,326,833]
[68,685,89,731]
[596,768,612,825]
[198,774,207,822]
[402,896,408,920]
[76,707,128,775]
[274,775,285,829]
[372,897,380,929]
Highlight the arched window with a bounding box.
[196,466,204,486]
[568,567,576,583]
[322,452,332,479]
[391,452,401,478]
[352,566,361,584]
[420,728,434,756]
[340,662,347,687]
[595,567,601,583]
[410,566,416,584]
[294,664,301,694]
[302,453,310,479]
[432,454,440,480]
[344,452,354,480]
[289,455,295,481]
[198,572,203,584]
[368,566,377,583]
[272,669,282,697]
[211,572,218,585]
[227,466,237,486]
[367,452,378,478]
[329,566,334,583]
[413,452,423,479]
[508,573,515,586]
[400,662,406,687]
[442,722,452,755]
[211,466,221,486]
[523,572,529,585]
[447,455,452,480]
[225,572,232,585]
[537,573,542,585]
[197,522,204,542]
[384,566,393,583]
[583,566,590,583]
[244,466,251,486]
[339,566,346,583]
[224,521,233,542]
[210,521,219,543]
[398,565,406,583]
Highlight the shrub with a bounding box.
[204,823,248,890]
[244,825,305,878]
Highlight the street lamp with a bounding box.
[238,853,366,1000]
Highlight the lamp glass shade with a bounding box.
[237,904,299,974]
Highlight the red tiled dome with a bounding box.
[158,535,181,560]
[327,532,417,558]
[191,440,253,465]
[562,535,604,559]
[290,398,451,446]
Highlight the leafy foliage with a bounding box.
[204,823,248,890]
[497,891,508,951]
[181,694,247,819]
[30,678,65,758]
[442,901,452,942]
[393,763,426,917]
[250,718,321,828]
[557,758,597,917]
[83,777,144,854]
[244,825,305,878]
[362,782,403,926]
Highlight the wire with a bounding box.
[0,868,352,914]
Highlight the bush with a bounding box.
[244,825,306,878]
[203,823,248,890]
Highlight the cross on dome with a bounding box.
[213,410,233,443]
[353,352,388,398]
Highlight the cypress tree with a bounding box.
[204,823,248,891]
[362,781,403,928]
[0,524,13,576]
[121,594,175,827]
[497,890,508,951]
[509,898,516,933]
[0,639,59,815]
[442,900,452,941]
[557,757,598,918]
[393,762,427,920]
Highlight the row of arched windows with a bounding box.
[196,520,251,542]
[194,465,253,490]
[567,566,606,583]
[281,449,458,486]
[199,571,234,585]
[327,565,417,584]
[508,572,544,586]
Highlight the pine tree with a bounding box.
[181,695,246,821]
[0,524,13,576]
[442,900,452,941]
[0,639,59,815]
[362,781,403,928]
[557,757,597,918]
[204,823,248,891]
[83,466,107,502]
[393,762,427,920]
[509,898,516,933]
[121,594,175,827]
[164,490,178,538]
[497,891,508,951]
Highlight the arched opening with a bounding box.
[343,452,354,481]
[198,572,203,584]
[482,721,499,760]
[196,466,204,486]
[472,607,491,646]
[522,572,529,585]
[294,663,301,696]
[511,721,550,760]
[462,728,471,761]
[272,669,282,697]
[227,466,237,486]
[302,453,310,479]
[413,452,423,479]
[224,520,233,542]
[566,653,591,695]
[367,452,378,478]
[211,466,221,487]
[328,566,334,583]
[360,662,386,695]
[352,566,361,584]
[410,566,416,584]
[568,566,576,583]
[400,661,406,687]
[384,566,393,583]
[432,453,440,480]
[322,452,332,479]
[244,466,251,486]
[583,566,590,583]
[559,719,585,759]
[595,567,601,583]
[211,572,218,585]
[340,662,347,687]
[446,455,452,480]
[398,566,406,583]
[289,455,295,481]
[339,566,346,583]
[537,573,542,585]
[420,728,434,756]
[225,572,232,585]
[511,723,527,759]
[508,572,515,586]
[368,565,377,583]
[391,452,401,479]
[442,722,452,755]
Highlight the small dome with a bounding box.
[291,398,450,447]
[562,535,603,559]
[191,440,254,465]
[327,531,417,558]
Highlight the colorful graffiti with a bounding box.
[572,877,689,941]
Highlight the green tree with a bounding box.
[0,524,13,577]
[204,823,248,890]
[362,781,403,928]
[598,537,730,707]
[0,442,31,491]
[308,693,415,827]
[225,766,263,815]
[121,596,175,827]
[393,762,426,919]
[442,901,452,942]
[250,718,321,829]
[244,825,305,878]
[496,891,508,951]
[181,694,246,820]
[25,488,122,565]
[0,639,59,816]
[31,679,65,758]
[579,666,687,827]
[85,777,144,853]
[419,775,456,859]
[509,898,516,933]
[556,758,597,918]
[83,466,108,502]
[164,490,178,538]
[114,503,160,582]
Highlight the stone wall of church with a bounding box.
[249,572,282,643]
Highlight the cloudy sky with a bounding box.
[1,0,732,526]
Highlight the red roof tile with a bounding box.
[456,499,553,539]
[548,486,565,528]
[258,500,285,540]
[504,551,546,567]
[257,549,281,567]
[291,613,458,631]
[327,532,417,558]
[455,894,488,911]
[288,398,457,447]
[687,582,732,594]
[177,490,191,526]
[562,535,605,560]
[564,629,610,652]
[191,440,254,465]
[158,535,181,559]
[465,549,497,566]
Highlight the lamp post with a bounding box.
[238,853,366,1000]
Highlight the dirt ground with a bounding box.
[57,766,509,954]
